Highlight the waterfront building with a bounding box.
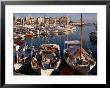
[37,17,45,25]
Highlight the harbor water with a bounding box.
[15,25,97,75]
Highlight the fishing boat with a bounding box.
[31,44,61,75]
[14,41,33,72]
[14,45,23,72]
[64,14,96,75]
[89,24,97,43]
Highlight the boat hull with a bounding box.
[31,44,61,75]
[66,57,96,75]
[31,59,61,75]
[14,63,22,72]
[64,47,96,75]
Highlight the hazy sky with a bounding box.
[14,13,97,23]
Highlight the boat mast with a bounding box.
[31,37,33,58]
[80,13,83,60]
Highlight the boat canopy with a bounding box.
[65,40,80,45]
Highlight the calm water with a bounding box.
[15,25,97,75]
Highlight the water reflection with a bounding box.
[25,25,97,62]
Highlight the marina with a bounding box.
[13,13,97,75]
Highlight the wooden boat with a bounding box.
[31,44,61,75]
[64,14,96,75]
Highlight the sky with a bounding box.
[14,13,97,24]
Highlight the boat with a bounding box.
[89,24,97,43]
[65,40,80,45]
[53,29,59,33]
[56,25,76,32]
[14,45,23,72]
[31,44,61,75]
[64,14,96,75]
[40,29,49,36]
[89,31,97,43]
[65,26,76,31]
[24,33,33,39]
[14,42,33,72]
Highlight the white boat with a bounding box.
[64,46,96,75]
[66,26,76,31]
[56,25,76,32]
[36,29,41,35]
[14,45,23,72]
[53,29,59,33]
[64,14,96,75]
[14,44,32,72]
[14,63,22,71]
[31,44,61,75]
[65,40,80,45]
